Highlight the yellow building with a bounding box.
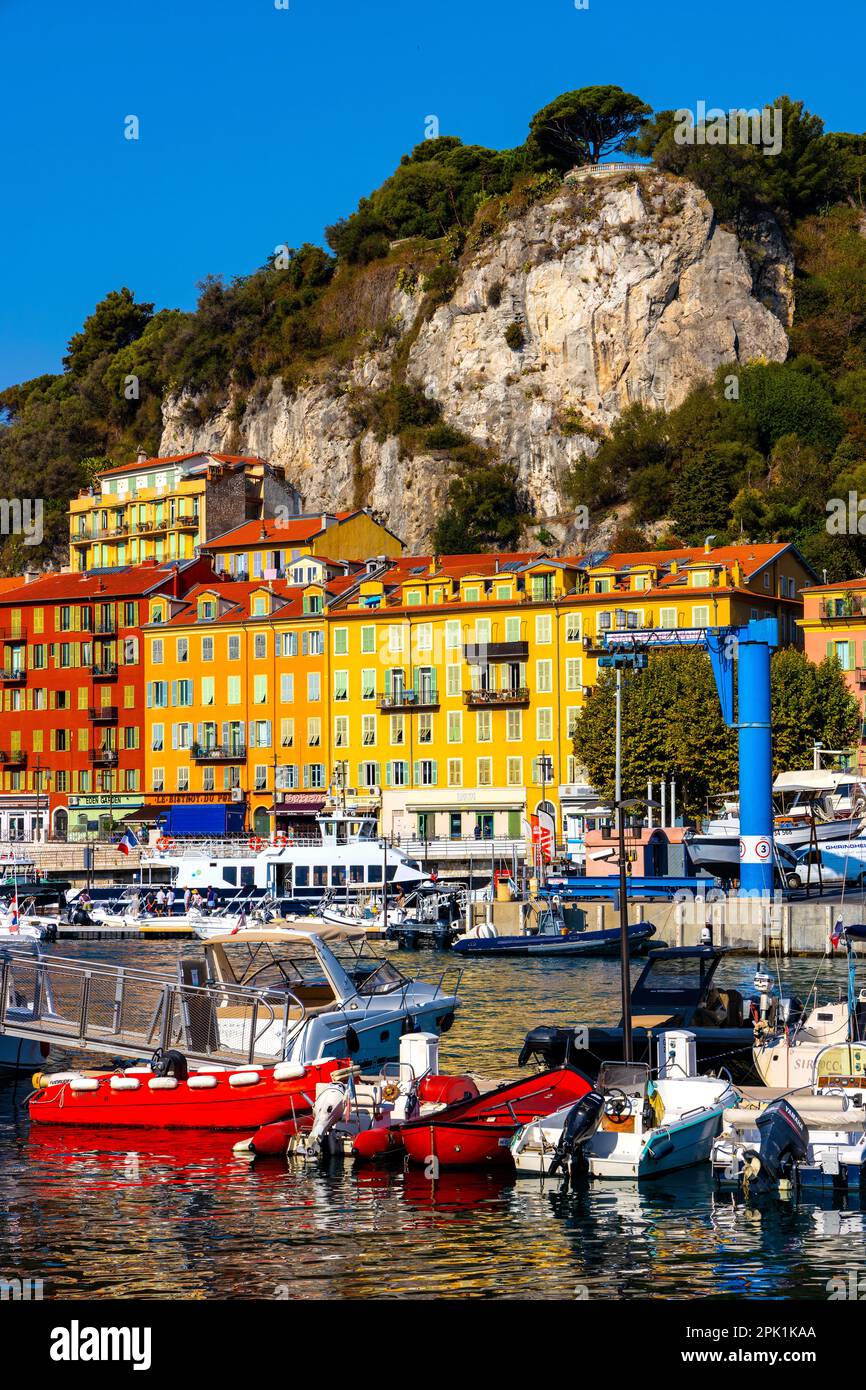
[199,510,403,579]
[141,573,363,837]
[139,540,812,845]
[69,452,302,572]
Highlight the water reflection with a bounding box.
[1,943,865,1298]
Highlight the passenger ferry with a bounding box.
[135,808,426,912]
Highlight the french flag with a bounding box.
[116,827,139,856]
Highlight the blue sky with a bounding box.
[1,0,864,391]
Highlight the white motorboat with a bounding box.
[751,926,866,1087]
[510,1030,737,1182]
[0,926,461,1076]
[184,926,460,1070]
[711,1041,866,1194]
[138,807,424,911]
[686,772,866,875]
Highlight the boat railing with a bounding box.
[0,948,294,1066]
[143,835,326,860]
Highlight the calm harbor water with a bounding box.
[1,941,864,1301]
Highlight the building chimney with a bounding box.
[136,448,148,464]
[704,534,716,555]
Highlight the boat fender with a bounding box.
[109,1076,141,1092]
[70,1076,100,1093]
[150,1048,189,1082]
[229,1070,260,1087]
[247,1118,305,1156]
[273,1062,306,1081]
[345,1026,361,1055]
[400,1015,417,1036]
[646,1134,675,1161]
[32,1071,82,1089]
[187,1074,218,1090]
[148,1076,179,1091]
[439,1011,455,1034]
[331,1064,363,1082]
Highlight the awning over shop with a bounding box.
[121,805,163,824]
[275,795,326,815]
[161,803,246,836]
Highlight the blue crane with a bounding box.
[598,617,778,896]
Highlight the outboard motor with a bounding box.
[519,1025,577,1069]
[150,1048,189,1082]
[742,1098,809,1196]
[547,1089,605,1186]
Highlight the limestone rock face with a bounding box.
[160,170,792,551]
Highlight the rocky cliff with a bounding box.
[160,168,793,550]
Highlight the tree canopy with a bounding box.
[528,86,652,169]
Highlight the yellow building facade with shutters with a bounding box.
[139,541,812,845]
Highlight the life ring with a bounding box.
[156,836,173,852]
[275,834,288,847]
[249,836,265,852]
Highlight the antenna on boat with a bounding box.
[614,794,660,1063]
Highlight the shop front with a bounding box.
[64,794,145,843]
[273,791,327,839]
[383,787,526,845]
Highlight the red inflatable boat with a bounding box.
[28,1058,345,1130]
[399,1067,592,1168]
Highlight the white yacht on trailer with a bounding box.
[137,808,425,910]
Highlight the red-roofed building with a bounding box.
[0,557,213,841]
[200,509,403,577]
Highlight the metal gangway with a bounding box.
[0,947,297,1067]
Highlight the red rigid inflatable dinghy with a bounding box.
[399,1067,592,1168]
[28,1058,345,1131]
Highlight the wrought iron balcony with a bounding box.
[0,629,26,644]
[90,662,118,680]
[89,748,118,766]
[463,686,530,708]
[88,705,118,723]
[377,686,439,711]
[192,742,247,762]
[0,749,27,767]
[94,618,116,635]
[463,640,529,664]
[0,667,26,683]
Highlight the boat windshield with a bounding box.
[632,951,722,1008]
[208,940,329,990]
[354,959,411,996]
